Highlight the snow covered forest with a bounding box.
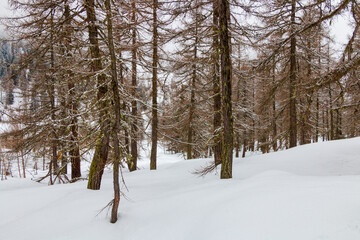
[0,0,360,239]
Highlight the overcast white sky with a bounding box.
[0,0,10,18]
[329,13,353,56]
[0,0,11,38]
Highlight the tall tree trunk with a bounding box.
[85,0,110,190]
[235,46,242,158]
[241,60,248,158]
[59,86,67,175]
[250,80,255,152]
[300,42,313,145]
[129,0,138,172]
[105,0,121,223]
[187,12,198,160]
[289,0,297,148]
[62,2,81,179]
[49,5,57,185]
[219,0,233,179]
[150,0,158,170]
[212,0,222,165]
[272,57,277,151]
[69,81,81,179]
[187,67,195,160]
[315,23,321,143]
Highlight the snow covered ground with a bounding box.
[1,138,360,240]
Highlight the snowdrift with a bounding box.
[1,137,360,240]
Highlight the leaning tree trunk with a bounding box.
[150,0,158,170]
[85,0,110,190]
[105,0,121,223]
[219,0,233,179]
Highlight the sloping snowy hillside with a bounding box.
[1,138,360,240]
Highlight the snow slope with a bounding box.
[1,138,360,240]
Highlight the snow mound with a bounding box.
[1,137,360,240]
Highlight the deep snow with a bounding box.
[1,137,360,240]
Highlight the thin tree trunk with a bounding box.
[60,96,67,175]
[242,138,246,158]
[150,0,158,170]
[105,0,121,223]
[49,5,57,184]
[212,0,222,165]
[129,0,138,172]
[250,80,255,152]
[219,0,233,179]
[289,0,297,148]
[235,134,239,158]
[272,58,277,151]
[315,24,321,143]
[187,67,195,160]
[17,152,21,178]
[315,92,319,142]
[124,111,130,154]
[301,43,313,145]
[2,157,6,180]
[325,107,329,140]
[69,98,81,179]
[119,50,130,155]
[235,45,242,158]
[63,2,81,179]
[328,84,334,140]
[42,147,46,171]
[21,149,26,178]
[0,156,3,180]
[187,19,198,159]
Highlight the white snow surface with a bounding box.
[1,137,360,240]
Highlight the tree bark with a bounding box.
[21,149,26,178]
[85,0,110,190]
[63,2,81,179]
[187,9,198,160]
[272,57,277,151]
[49,5,57,184]
[212,0,222,165]
[129,0,138,172]
[150,0,158,170]
[289,0,297,148]
[328,84,334,140]
[105,0,121,223]
[219,0,233,179]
